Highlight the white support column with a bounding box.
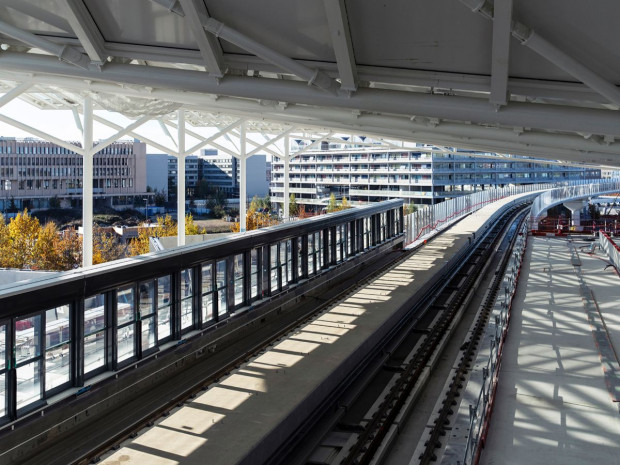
[239,122,247,232]
[283,135,290,219]
[177,109,186,246]
[82,96,93,267]
[564,200,587,232]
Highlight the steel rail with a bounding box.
[339,203,530,465]
[419,209,529,464]
[75,244,414,465]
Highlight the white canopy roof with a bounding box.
[0,0,619,165]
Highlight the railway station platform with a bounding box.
[479,235,620,465]
[97,194,533,465]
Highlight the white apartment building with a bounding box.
[270,141,601,210]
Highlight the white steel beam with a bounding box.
[0,82,31,108]
[292,132,334,156]
[0,20,91,69]
[76,41,614,103]
[151,0,184,16]
[177,109,186,246]
[460,0,620,108]
[283,136,290,219]
[239,122,247,232]
[4,54,620,137]
[229,130,282,158]
[517,30,620,107]
[0,113,84,154]
[183,119,245,155]
[72,108,83,134]
[62,0,107,65]
[45,75,618,163]
[203,18,339,94]
[490,0,512,106]
[247,128,294,156]
[82,96,93,267]
[158,119,178,148]
[88,115,152,156]
[323,0,358,92]
[204,141,238,158]
[91,114,178,155]
[177,0,225,77]
[160,117,244,157]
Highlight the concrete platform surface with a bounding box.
[480,236,620,465]
[98,196,525,465]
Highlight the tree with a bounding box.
[154,189,167,207]
[326,194,352,214]
[93,225,127,265]
[289,194,299,217]
[3,210,41,268]
[404,203,418,215]
[0,215,10,264]
[56,229,82,270]
[0,211,81,271]
[34,222,63,270]
[297,205,309,219]
[128,214,203,256]
[8,197,18,213]
[207,188,227,218]
[185,213,204,235]
[195,179,210,200]
[327,193,339,213]
[49,196,61,209]
[230,204,278,233]
[249,195,262,211]
[261,194,272,212]
[129,214,176,256]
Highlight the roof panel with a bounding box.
[205,0,334,61]
[347,0,576,81]
[0,0,72,38]
[515,0,620,83]
[84,0,198,49]
[0,0,619,166]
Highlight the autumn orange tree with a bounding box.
[0,210,41,269]
[129,214,204,256]
[1,210,127,270]
[34,222,65,270]
[93,225,128,265]
[230,204,279,233]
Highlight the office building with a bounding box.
[0,137,148,211]
[167,155,200,200]
[200,149,238,197]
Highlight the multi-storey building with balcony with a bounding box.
[270,142,601,210]
[0,137,148,211]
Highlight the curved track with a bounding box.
[280,205,530,465]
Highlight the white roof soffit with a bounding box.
[0,0,618,167]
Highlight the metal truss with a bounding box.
[0,0,616,168]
